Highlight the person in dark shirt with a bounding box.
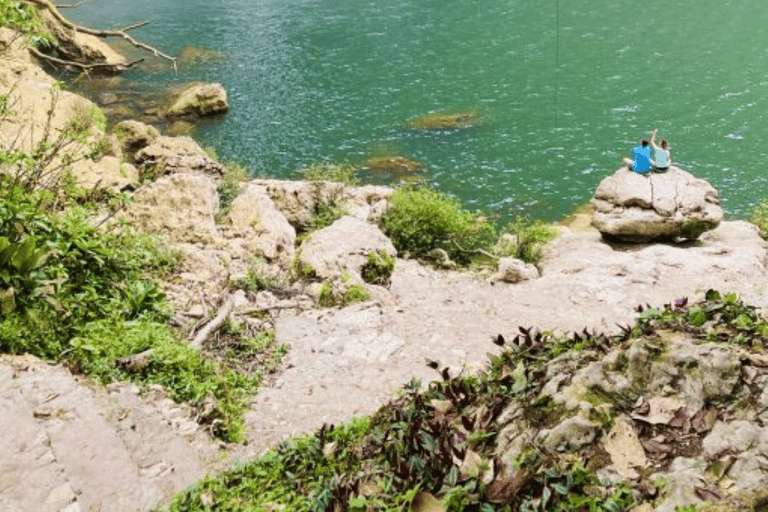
[623,138,652,174]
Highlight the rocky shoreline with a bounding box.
[4,18,768,512]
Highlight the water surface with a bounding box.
[68,0,768,221]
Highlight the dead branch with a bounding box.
[25,0,177,68]
[29,47,144,72]
[190,295,235,350]
[116,296,234,372]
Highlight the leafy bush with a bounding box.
[495,216,559,264]
[751,200,768,240]
[216,161,249,220]
[361,249,396,285]
[379,187,496,265]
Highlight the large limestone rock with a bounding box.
[591,166,722,243]
[71,155,138,191]
[123,173,219,243]
[223,183,296,262]
[298,216,396,280]
[113,120,160,163]
[249,179,393,231]
[165,82,229,118]
[134,135,225,179]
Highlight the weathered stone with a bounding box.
[249,179,393,230]
[71,155,138,192]
[224,183,296,262]
[591,166,723,242]
[112,120,160,162]
[602,415,647,479]
[298,216,396,281]
[123,173,219,243]
[536,414,600,452]
[489,257,540,284]
[165,82,229,118]
[134,135,225,178]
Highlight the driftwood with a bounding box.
[24,0,177,69]
[116,295,234,372]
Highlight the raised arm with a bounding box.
[650,129,659,149]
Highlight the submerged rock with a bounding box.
[362,155,423,173]
[591,166,722,243]
[408,109,482,130]
[165,82,229,118]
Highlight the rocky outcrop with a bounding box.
[591,166,723,243]
[249,179,392,231]
[113,120,160,163]
[223,183,296,262]
[123,173,219,243]
[134,135,225,179]
[165,82,229,118]
[297,216,396,281]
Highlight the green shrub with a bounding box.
[361,249,395,285]
[752,200,768,239]
[216,162,249,220]
[496,216,559,264]
[379,187,496,265]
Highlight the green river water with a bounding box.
[68,0,768,222]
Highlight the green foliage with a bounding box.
[379,187,497,265]
[235,256,283,293]
[0,0,51,43]
[361,249,396,285]
[317,281,370,308]
[496,216,559,264]
[216,162,249,219]
[751,199,768,240]
[0,191,260,441]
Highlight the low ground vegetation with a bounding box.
[162,290,768,511]
[379,186,557,268]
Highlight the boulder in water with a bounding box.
[165,82,229,118]
[591,166,722,243]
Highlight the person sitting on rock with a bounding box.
[650,128,671,172]
[623,137,652,175]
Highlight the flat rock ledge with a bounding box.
[591,166,723,243]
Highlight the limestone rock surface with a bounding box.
[124,173,219,243]
[298,216,396,280]
[223,183,296,262]
[113,120,160,162]
[165,82,229,117]
[591,166,722,242]
[134,135,225,178]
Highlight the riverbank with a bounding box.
[5,11,768,511]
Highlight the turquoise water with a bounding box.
[68,1,768,222]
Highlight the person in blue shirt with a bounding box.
[623,137,652,175]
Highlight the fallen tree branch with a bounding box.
[29,46,144,72]
[25,0,177,69]
[55,1,90,7]
[190,295,235,350]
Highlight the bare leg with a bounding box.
[622,158,633,169]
